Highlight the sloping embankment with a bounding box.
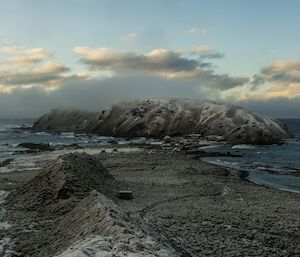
[5,153,177,257]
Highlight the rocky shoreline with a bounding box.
[0,145,299,257]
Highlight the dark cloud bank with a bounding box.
[0,75,299,119]
[239,97,300,119]
[0,75,199,119]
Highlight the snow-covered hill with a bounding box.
[33,108,96,132]
[33,98,291,144]
[85,98,290,144]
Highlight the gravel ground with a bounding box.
[0,148,299,257]
[99,150,300,257]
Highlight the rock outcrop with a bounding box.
[32,108,96,132]
[88,98,292,144]
[32,98,292,144]
[18,142,52,151]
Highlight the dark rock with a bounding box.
[163,136,172,143]
[186,149,243,157]
[17,143,52,151]
[0,158,13,167]
[108,140,118,144]
[61,143,84,149]
[118,190,133,200]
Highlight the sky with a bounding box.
[0,0,300,118]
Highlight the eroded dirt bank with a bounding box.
[4,152,177,257]
[1,150,300,257]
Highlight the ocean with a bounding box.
[0,118,299,193]
[202,119,300,193]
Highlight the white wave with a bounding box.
[232,144,256,149]
[60,132,75,138]
[35,132,52,136]
[199,144,223,150]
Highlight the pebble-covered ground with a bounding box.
[101,151,300,257]
[0,148,299,257]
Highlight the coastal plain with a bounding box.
[0,146,299,257]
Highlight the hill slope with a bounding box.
[33,108,96,132]
[32,98,291,144]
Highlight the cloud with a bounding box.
[0,47,71,92]
[187,27,209,36]
[200,73,249,90]
[0,61,70,92]
[192,45,224,59]
[74,47,199,76]
[0,47,296,119]
[237,84,300,101]
[0,61,69,85]
[247,59,300,100]
[74,46,248,90]
[0,75,298,119]
[0,43,297,119]
[0,85,12,94]
[0,38,14,46]
[74,47,198,72]
[1,46,26,54]
[253,60,300,86]
[0,74,203,118]
[120,33,138,44]
[7,48,52,65]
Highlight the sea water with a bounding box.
[0,119,148,159]
[202,119,300,193]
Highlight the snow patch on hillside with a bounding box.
[86,98,290,144]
